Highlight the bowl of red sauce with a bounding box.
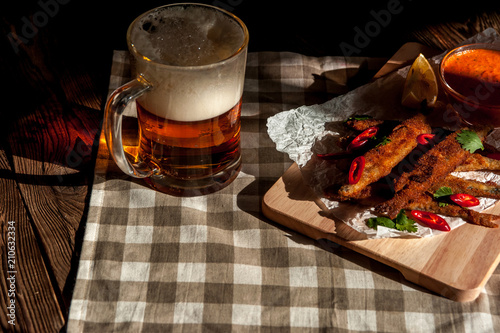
[439,43,500,126]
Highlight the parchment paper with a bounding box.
[267,28,500,238]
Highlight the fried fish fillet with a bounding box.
[406,193,499,228]
[338,113,431,200]
[430,175,500,199]
[375,127,491,219]
[344,118,385,131]
[455,154,500,172]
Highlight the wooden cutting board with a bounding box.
[262,43,500,302]
[262,163,500,302]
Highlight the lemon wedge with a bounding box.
[401,53,438,109]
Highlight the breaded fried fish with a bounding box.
[430,175,500,199]
[455,154,500,172]
[406,193,499,228]
[338,113,431,200]
[376,127,491,219]
[344,117,385,131]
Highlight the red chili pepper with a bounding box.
[346,127,379,152]
[348,156,365,184]
[450,193,480,207]
[417,133,435,145]
[410,210,450,232]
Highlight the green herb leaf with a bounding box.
[345,115,373,122]
[394,210,418,232]
[438,202,449,207]
[366,210,417,233]
[456,130,484,153]
[367,217,394,230]
[376,136,391,147]
[433,186,453,199]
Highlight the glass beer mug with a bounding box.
[104,3,249,196]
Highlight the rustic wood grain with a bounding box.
[408,11,500,51]
[0,148,64,332]
[1,5,105,331]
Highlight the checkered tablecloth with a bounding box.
[67,51,500,332]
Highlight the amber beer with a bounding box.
[104,3,248,196]
[136,98,242,184]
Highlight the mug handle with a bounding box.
[104,75,153,178]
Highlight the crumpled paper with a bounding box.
[267,28,500,239]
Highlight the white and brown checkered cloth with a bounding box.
[67,51,500,332]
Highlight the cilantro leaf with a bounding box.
[366,210,417,233]
[345,115,373,122]
[394,210,418,232]
[456,130,484,153]
[376,136,391,147]
[433,186,452,199]
[367,217,394,230]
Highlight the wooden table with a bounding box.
[1,1,500,331]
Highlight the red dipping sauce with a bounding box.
[439,43,500,126]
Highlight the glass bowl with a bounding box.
[438,43,500,126]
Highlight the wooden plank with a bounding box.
[1,18,104,331]
[0,148,64,332]
[408,12,500,51]
[7,103,99,295]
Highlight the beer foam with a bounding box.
[131,5,247,122]
[138,70,244,122]
[131,5,245,66]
